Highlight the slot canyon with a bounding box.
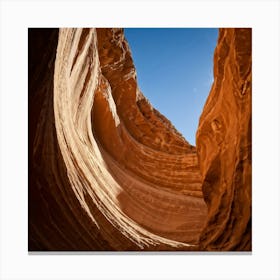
[28,28,251,251]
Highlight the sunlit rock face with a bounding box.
[196,28,252,251]
[29,28,207,251]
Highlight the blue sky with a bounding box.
[124,28,218,146]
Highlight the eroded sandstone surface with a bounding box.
[196,28,252,251]
[28,28,251,251]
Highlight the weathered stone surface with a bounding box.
[196,28,252,251]
[28,28,251,251]
[29,28,206,251]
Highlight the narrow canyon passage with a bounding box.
[29,28,251,251]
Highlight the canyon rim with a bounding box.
[28,28,252,251]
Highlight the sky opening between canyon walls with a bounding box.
[124,28,219,146]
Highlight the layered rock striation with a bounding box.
[29,28,206,251]
[28,28,251,251]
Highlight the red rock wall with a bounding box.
[28,28,251,251]
[29,28,206,251]
[196,28,252,251]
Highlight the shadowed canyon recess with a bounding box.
[29,28,251,251]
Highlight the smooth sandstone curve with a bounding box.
[29,28,207,251]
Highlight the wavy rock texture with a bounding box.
[29,28,207,251]
[28,28,251,251]
[196,28,252,251]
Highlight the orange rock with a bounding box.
[196,28,252,251]
[29,28,206,251]
[28,28,251,251]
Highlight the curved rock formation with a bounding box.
[29,28,206,251]
[28,28,251,251]
[196,28,252,251]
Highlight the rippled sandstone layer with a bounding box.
[29,28,206,251]
[28,28,251,251]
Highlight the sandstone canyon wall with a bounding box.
[28,28,251,251]
[196,28,252,251]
